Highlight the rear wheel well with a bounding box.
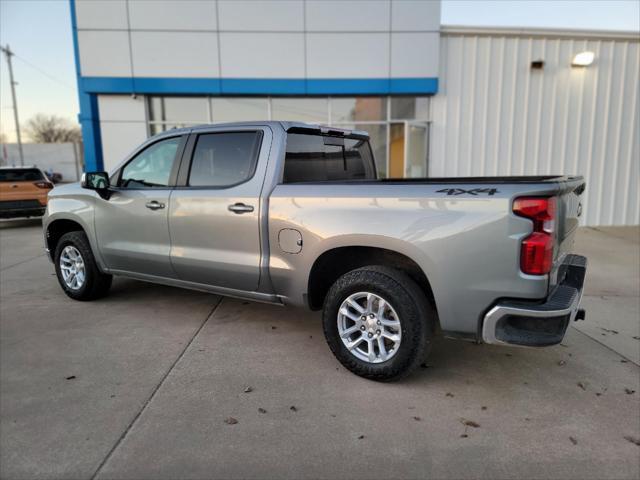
[46,219,85,255]
[307,246,436,312]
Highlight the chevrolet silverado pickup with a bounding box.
[43,122,587,381]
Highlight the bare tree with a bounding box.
[24,114,82,143]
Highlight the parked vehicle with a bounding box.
[47,171,64,184]
[0,166,53,219]
[43,122,587,380]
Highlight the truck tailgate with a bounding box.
[552,177,586,287]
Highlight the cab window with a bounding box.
[283,133,375,183]
[188,131,262,187]
[120,137,181,188]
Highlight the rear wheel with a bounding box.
[54,231,112,301]
[322,266,435,381]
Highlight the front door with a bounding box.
[169,127,270,291]
[95,135,184,278]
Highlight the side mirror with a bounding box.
[81,171,110,190]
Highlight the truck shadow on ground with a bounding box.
[97,278,636,403]
[106,277,216,304]
[200,294,615,392]
[0,218,43,229]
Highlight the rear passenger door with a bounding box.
[168,126,272,291]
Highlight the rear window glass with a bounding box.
[283,133,375,183]
[0,169,44,182]
[188,131,262,187]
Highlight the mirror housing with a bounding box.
[81,171,110,190]
[81,171,112,199]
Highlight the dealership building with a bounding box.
[71,0,639,226]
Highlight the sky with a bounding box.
[1,0,639,142]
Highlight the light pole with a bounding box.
[1,44,24,166]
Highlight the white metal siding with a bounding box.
[97,95,148,171]
[431,28,640,226]
[75,0,440,83]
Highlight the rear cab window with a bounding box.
[188,131,263,187]
[283,133,376,183]
[0,169,45,182]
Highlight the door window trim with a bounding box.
[174,130,264,190]
[114,134,187,190]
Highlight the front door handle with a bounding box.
[228,203,254,214]
[145,200,165,210]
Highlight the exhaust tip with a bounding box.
[575,308,586,321]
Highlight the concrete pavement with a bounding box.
[573,227,640,365]
[1,220,638,479]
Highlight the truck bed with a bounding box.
[286,175,580,185]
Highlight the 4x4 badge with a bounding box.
[436,188,499,196]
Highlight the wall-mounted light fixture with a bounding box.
[572,51,595,67]
[531,60,545,70]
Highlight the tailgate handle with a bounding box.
[228,203,254,214]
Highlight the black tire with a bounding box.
[322,266,435,382]
[54,231,112,301]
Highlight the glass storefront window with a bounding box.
[146,95,429,179]
[271,98,328,123]
[340,123,388,178]
[390,97,430,121]
[149,123,195,136]
[148,96,209,123]
[388,123,405,178]
[406,124,429,177]
[211,98,269,122]
[331,97,387,123]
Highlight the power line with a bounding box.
[0,45,24,165]
[12,53,75,90]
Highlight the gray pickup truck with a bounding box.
[43,121,587,380]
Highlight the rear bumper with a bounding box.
[482,254,587,347]
[0,199,47,219]
[0,207,46,219]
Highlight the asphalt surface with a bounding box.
[1,220,639,480]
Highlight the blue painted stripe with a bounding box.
[80,76,439,96]
[221,78,305,95]
[307,78,391,95]
[390,77,439,94]
[81,77,134,94]
[137,77,221,94]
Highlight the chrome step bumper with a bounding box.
[482,254,587,347]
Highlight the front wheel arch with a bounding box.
[53,231,112,301]
[46,218,86,257]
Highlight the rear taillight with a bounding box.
[34,181,53,189]
[513,196,557,275]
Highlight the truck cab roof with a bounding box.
[151,121,369,140]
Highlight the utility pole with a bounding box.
[1,45,24,166]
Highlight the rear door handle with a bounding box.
[228,203,254,214]
[145,200,165,210]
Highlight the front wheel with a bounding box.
[54,231,112,301]
[322,266,435,381]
